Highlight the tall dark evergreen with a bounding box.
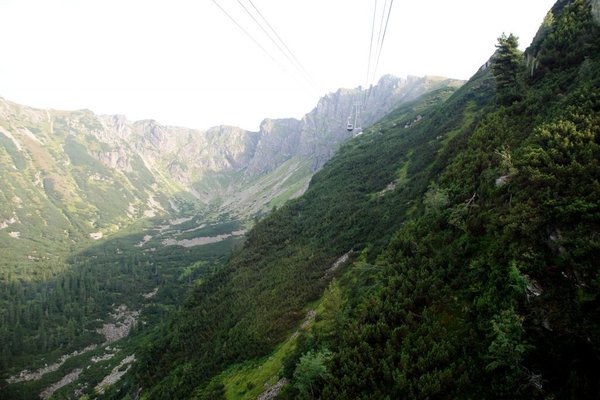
[492,33,522,103]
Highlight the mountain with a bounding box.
[4,0,598,398]
[128,0,600,399]
[0,75,461,276]
[0,75,462,398]
[133,66,494,400]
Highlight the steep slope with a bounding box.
[316,2,600,397]
[133,0,600,398]
[133,77,486,398]
[0,103,178,277]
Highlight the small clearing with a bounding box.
[135,234,153,247]
[300,310,317,329]
[292,309,317,339]
[12,196,23,207]
[90,232,103,240]
[0,215,18,230]
[324,250,353,278]
[179,223,207,234]
[144,195,164,218]
[91,353,116,363]
[169,216,193,225]
[152,217,203,237]
[8,231,20,239]
[143,287,159,299]
[377,181,397,197]
[127,203,137,218]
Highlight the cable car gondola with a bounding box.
[346,102,361,133]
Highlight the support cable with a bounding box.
[247,0,317,87]
[212,0,286,71]
[364,0,379,104]
[372,0,395,85]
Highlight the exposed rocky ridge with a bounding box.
[97,75,463,186]
[260,75,463,172]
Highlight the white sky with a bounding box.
[0,0,556,131]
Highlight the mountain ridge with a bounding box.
[0,75,463,275]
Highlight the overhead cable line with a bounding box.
[360,0,395,126]
[213,0,316,92]
[365,0,378,90]
[211,0,285,71]
[234,0,296,68]
[364,0,395,105]
[372,0,389,83]
[246,0,317,88]
[372,0,395,85]
[364,0,379,103]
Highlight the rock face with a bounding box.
[94,75,460,189]
[111,75,462,188]
[249,75,462,173]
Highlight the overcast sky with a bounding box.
[0,0,556,131]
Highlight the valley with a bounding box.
[0,75,462,398]
[2,0,600,398]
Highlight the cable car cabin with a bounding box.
[346,122,354,132]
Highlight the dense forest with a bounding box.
[0,218,241,399]
[129,0,600,398]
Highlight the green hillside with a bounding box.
[132,83,465,398]
[0,64,463,399]
[132,0,600,398]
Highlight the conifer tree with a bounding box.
[492,33,522,103]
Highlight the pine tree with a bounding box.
[492,33,522,103]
